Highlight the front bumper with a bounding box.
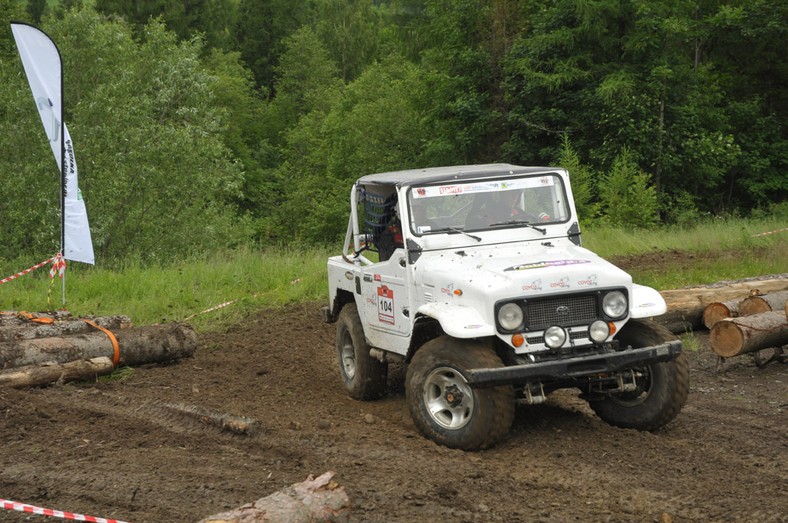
[467,341,682,388]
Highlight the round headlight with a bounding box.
[498,303,524,331]
[544,326,567,349]
[602,291,628,319]
[589,320,611,343]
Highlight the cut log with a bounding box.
[0,323,197,370]
[0,310,73,325]
[709,311,788,358]
[739,290,788,316]
[702,299,741,330]
[0,315,132,342]
[0,357,114,388]
[655,277,788,333]
[198,471,350,523]
[161,403,260,436]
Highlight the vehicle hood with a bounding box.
[417,241,632,304]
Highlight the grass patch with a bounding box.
[0,218,784,331]
[0,246,332,332]
[583,216,787,258]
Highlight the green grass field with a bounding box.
[0,218,785,332]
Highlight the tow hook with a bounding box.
[519,382,547,405]
[616,369,639,393]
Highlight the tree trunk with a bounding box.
[703,299,741,330]
[198,471,350,523]
[655,277,788,333]
[739,290,788,316]
[709,311,788,358]
[0,310,73,325]
[0,357,114,388]
[0,315,132,342]
[0,323,197,370]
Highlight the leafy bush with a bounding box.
[599,148,659,228]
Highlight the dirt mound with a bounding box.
[1,302,785,522]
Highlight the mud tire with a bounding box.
[336,303,387,400]
[406,336,514,450]
[588,319,689,430]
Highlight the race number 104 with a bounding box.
[377,285,395,325]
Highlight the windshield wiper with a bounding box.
[430,226,482,242]
[489,219,547,235]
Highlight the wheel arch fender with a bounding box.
[629,283,667,318]
[415,303,496,339]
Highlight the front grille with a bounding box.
[525,294,597,330]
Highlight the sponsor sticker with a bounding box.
[576,274,598,287]
[549,277,571,289]
[505,259,591,272]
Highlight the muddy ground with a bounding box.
[1,282,787,522]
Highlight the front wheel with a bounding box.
[336,303,387,400]
[406,336,514,450]
[588,319,689,430]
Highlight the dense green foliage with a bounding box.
[1,0,785,264]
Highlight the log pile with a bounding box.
[704,291,788,361]
[655,277,788,333]
[0,310,197,388]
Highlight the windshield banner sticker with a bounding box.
[505,259,591,272]
[413,176,556,199]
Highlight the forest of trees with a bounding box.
[0,0,785,262]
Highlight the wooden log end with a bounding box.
[709,320,745,358]
[739,296,771,316]
[703,302,734,330]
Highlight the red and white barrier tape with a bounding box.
[752,227,788,238]
[0,253,65,285]
[0,498,129,523]
[183,298,239,321]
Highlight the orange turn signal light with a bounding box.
[453,289,463,296]
[608,322,617,335]
[512,333,525,347]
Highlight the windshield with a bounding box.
[407,174,570,236]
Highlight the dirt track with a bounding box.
[1,301,786,523]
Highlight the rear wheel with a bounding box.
[588,319,689,430]
[406,336,514,450]
[336,303,387,400]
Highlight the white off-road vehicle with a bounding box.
[324,164,689,450]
